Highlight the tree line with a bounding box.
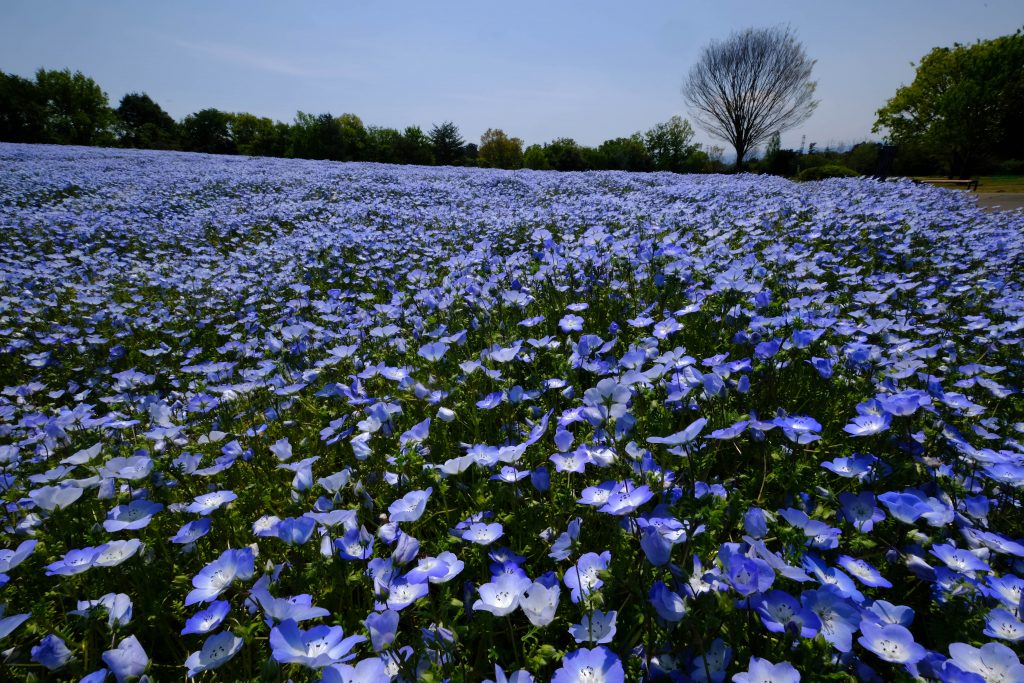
[0,68,723,172]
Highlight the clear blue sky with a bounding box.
[2,1,1021,153]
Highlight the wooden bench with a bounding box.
[918,178,979,191]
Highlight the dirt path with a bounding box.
[975,193,1024,212]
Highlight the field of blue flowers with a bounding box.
[1,143,1023,682]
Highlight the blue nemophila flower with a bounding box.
[381,576,430,611]
[388,487,432,523]
[28,484,83,511]
[336,526,375,560]
[185,547,255,606]
[269,619,365,668]
[102,634,149,682]
[565,551,611,604]
[752,590,821,638]
[559,314,584,333]
[843,412,892,437]
[551,447,594,474]
[270,437,292,461]
[186,490,237,516]
[836,555,892,588]
[858,620,927,664]
[647,417,707,446]
[552,646,624,683]
[800,587,860,653]
[171,517,212,544]
[483,663,535,683]
[930,543,991,576]
[520,580,560,627]
[821,453,877,480]
[569,609,617,644]
[724,553,774,597]
[184,631,243,677]
[278,456,320,491]
[100,454,153,481]
[46,546,101,576]
[649,580,686,622]
[0,606,30,641]
[867,599,915,627]
[0,539,37,573]
[32,634,73,670]
[473,573,531,617]
[276,517,317,545]
[181,600,230,635]
[405,551,464,584]
[321,657,391,683]
[251,586,331,626]
[774,415,822,444]
[455,522,504,545]
[984,608,1024,642]
[732,656,800,683]
[73,593,132,628]
[948,641,1024,681]
[104,499,163,532]
[743,508,769,538]
[418,340,449,362]
[597,481,653,516]
[690,637,732,682]
[837,492,885,532]
[364,609,399,651]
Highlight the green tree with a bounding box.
[337,113,368,161]
[34,68,115,145]
[115,92,178,149]
[644,116,700,172]
[366,126,403,163]
[181,108,235,154]
[0,71,47,142]
[229,113,287,157]
[523,144,550,170]
[478,128,523,169]
[395,125,434,165]
[597,135,653,171]
[874,30,1024,177]
[543,137,586,171]
[428,121,465,165]
[683,26,817,170]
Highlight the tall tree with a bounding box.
[597,135,653,171]
[395,125,434,165]
[115,92,178,149]
[874,31,1024,178]
[644,116,700,172]
[543,138,586,171]
[683,26,817,170]
[428,121,465,165]
[180,108,235,154]
[34,68,115,145]
[478,129,523,169]
[0,71,47,143]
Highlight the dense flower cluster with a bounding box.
[1,143,1023,681]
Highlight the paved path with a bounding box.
[975,193,1024,212]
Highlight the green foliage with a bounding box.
[478,128,523,169]
[543,137,586,171]
[523,144,550,170]
[367,125,404,164]
[230,113,290,157]
[643,116,700,173]
[34,68,115,145]
[0,71,47,143]
[115,93,179,150]
[597,135,653,172]
[874,30,1024,177]
[181,108,235,154]
[795,164,858,181]
[395,125,434,165]
[429,121,465,166]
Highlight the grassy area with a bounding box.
[915,175,1024,192]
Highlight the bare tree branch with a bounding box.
[683,26,818,169]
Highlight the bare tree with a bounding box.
[683,26,817,170]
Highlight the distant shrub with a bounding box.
[796,164,858,181]
[995,159,1024,175]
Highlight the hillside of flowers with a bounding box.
[1,143,1023,682]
